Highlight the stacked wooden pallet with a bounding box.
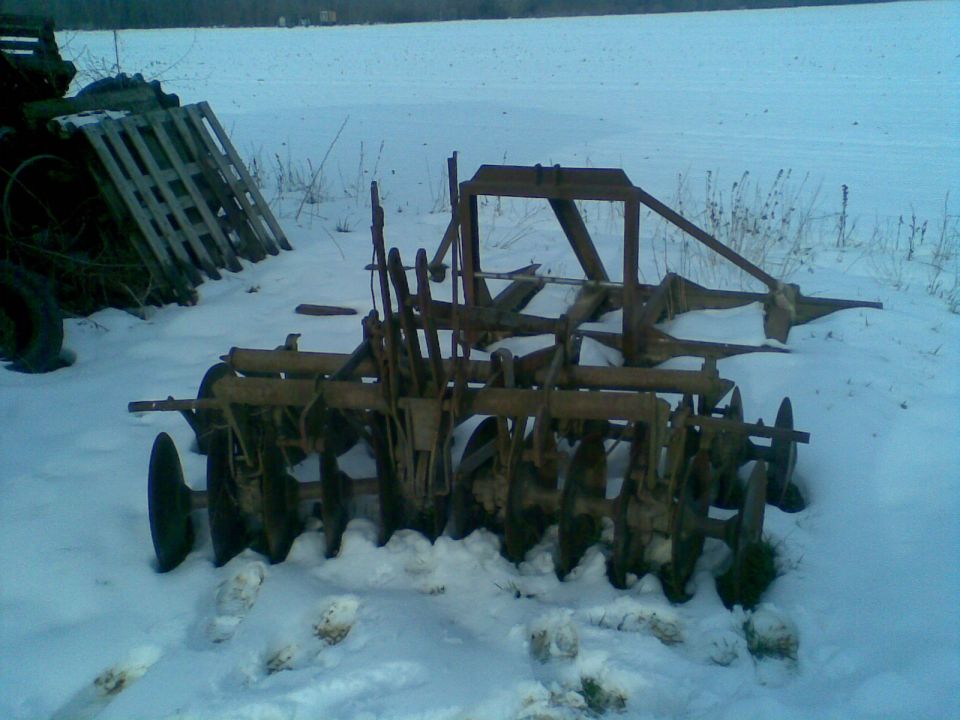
[81,102,290,304]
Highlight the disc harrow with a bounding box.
[131,160,881,607]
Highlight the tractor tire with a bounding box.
[77,73,180,109]
[0,260,64,373]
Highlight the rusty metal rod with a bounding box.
[469,270,882,315]
[129,398,220,413]
[208,377,807,442]
[466,269,621,289]
[633,187,779,290]
[604,415,809,444]
[222,348,730,396]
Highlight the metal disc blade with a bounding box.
[321,452,348,558]
[608,485,635,589]
[206,429,247,566]
[148,432,194,572]
[193,363,233,455]
[557,436,605,579]
[609,429,653,588]
[450,417,498,540]
[738,461,767,551]
[370,413,402,546]
[262,440,301,564]
[711,386,746,509]
[719,461,773,609]
[661,452,710,602]
[768,397,803,511]
[326,411,359,458]
[504,460,548,565]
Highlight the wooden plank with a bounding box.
[81,125,194,302]
[118,115,222,280]
[181,105,279,257]
[83,158,178,305]
[295,304,358,317]
[199,108,284,248]
[144,112,242,272]
[0,39,39,52]
[100,149,204,192]
[0,14,51,36]
[165,108,265,262]
[196,102,291,251]
[187,104,280,254]
[119,167,198,197]
[99,119,203,287]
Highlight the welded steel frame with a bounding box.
[453,163,881,364]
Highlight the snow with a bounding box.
[2,2,958,718]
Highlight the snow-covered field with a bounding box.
[2,1,958,718]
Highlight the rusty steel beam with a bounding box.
[617,276,882,316]
[455,163,881,351]
[457,270,879,326]
[209,376,803,442]
[461,165,637,202]
[622,196,641,365]
[468,270,618,288]
[633,187,780,290]
[563,285,608,330]
[548,198,610,282]
[213,376,387,411]
[425,301,562,335]
[427,153,460,278]
[687,415,809,444]
[210,374,664,422]
[222,347,730,397]
[487,264,545,313]
[580,328,788,363]
[129,398,219,413]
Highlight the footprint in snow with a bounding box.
[584,599,684,647]
[207,561,267,643]
[49,646,161,720]
[261,596,359,676]
[312,595,359,646]
[528,610,579,663]
[264,643,300,675]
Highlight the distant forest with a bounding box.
[0,0,897,29]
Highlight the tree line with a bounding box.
[0,0,894,29]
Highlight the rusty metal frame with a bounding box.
[128,161,875,606]
[444,162,881,364]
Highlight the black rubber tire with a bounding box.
[77,73,180,108]
[0,260,64,373]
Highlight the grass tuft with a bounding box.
[716,539,778,611]
[579,676,627,715]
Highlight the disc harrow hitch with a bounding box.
[132,160,880,607]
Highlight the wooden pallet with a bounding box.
[81,101,290,304]
[0,14,76,95]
